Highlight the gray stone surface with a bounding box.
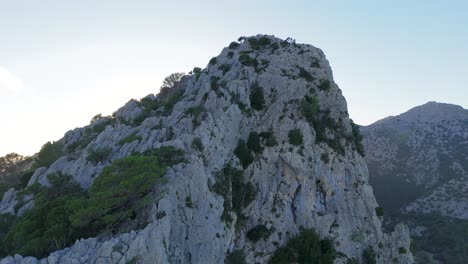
[0,35,412,264]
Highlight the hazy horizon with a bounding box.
[1,1,467,156]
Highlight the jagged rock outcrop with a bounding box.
[0,35,412,264]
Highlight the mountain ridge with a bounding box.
[0,35,412,264]
[362,101,468,263]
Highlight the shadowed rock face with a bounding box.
[362,102,468,264]
[0,35,412,264]
[362,102,468,219]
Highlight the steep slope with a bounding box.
[0,35,412,264]
[361,102,468,263]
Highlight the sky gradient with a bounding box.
[1,0,467,156]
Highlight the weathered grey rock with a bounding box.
[1,35,412,264]
[0,188,16,215]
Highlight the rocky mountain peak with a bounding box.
[372,101,468,127]
[401,101,468,122]
[0,35,412,264]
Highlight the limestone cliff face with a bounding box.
[0,35,412,264]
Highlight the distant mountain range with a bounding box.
[361,101,468,264]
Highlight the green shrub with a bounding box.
[269,229,335,264]
[162,90,184,115]
[234,140,254,169]
[362,246,376,264]
[259,131,277,147]
[288,129,303,146]
[311,58,321,68]
[246,224,273,242]
[209,57,217,65]
[0,214,17,255]
[219,64,231,75]
[227,51,234,59]
[375,207,384,217]
[185,195,193,208]
[90,118,114,134]
[228,42,240,49]
[350,120,365,156]
[225,250,246,264]
[86,147,112,165]
[140,146,185,165]
[318,79,331,91]
[211,76,221,91]
[35,141,64,168]
[118,132,142,146]
[399,247,407,254]
[239,54,258,69]
[300,96,319,124]
[248,36,271,50]
[212,165,256,226]
[71,154,170,233]
[270,42,280,52]
[192,137,204,152]
[298,67,315,82]
[185,105,206,127]
[192,67,202,81]
[1,173,83,258]
[0,147,185,258]
[247,132,263,153]
[249,82,265,110]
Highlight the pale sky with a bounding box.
[1,0,467,156]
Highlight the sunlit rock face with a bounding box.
[1,35,412,264]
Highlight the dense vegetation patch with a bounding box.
[192,137,204,152]
[225,250,246,264]
[317,79,331,91]
[209,57,217,65]
[211,165,256,226]
[86,147,112,165]
[247,132,263,154]
[239,54,258,69]
[298,67,315,83]
[247,36,271,50]
[228,42,240,50]
[350,120,365,156]
[0,153,33,197]
[218,64,231,75]
[0,147,184,258]
[259,131,278,147]
[249,81,265,110]
[299,96,349,155]
[375,206,384,217]
[35,141,64,168]
[246,224,274,243]
[288,129,304,146]
[405,214,468,264]
[362,246,376,264]
[234,140,254,169]
[269,229,336,264]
